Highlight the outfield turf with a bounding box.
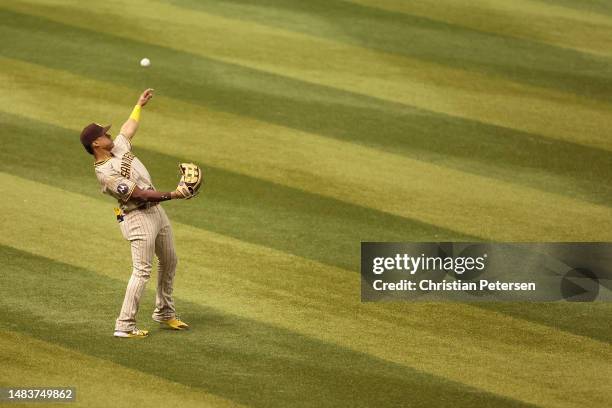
[0,1,611,407]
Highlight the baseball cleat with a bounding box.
[158,317,189,330]
[113,328,149,338]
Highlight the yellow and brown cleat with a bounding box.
[158,317,189,330]
[113,328,149,338]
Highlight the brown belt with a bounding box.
[124,202,159,214]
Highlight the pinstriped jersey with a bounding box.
[94,134,156,212]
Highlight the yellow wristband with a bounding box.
[129,104,141,122]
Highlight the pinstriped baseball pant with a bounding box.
[115,204,177,332]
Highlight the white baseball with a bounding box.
[140,58,151,67]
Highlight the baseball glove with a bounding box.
[175,162,203,199]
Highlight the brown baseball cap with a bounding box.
[80,123,111,154]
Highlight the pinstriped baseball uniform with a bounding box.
[94,134,178,332]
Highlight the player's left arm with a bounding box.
[120,88,154,141]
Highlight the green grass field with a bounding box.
[1,0,611,407]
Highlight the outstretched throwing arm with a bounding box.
[120,88,154,140]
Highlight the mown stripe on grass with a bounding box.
[473,302,612,345]
[0,330,246,408]
[0,245,540,408]
[1,173,610,408]
[157,0,612,102]
[2,79,612,243]
[536,0,612,16]
[0,111,472,272]
[3,54,612,214]
[3,4,612,210]
[347,0,612,57]
[5,0,612,152]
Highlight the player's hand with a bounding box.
[137,88,154,107]
[172,189,186,199]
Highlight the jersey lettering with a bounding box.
[120,152,135,179]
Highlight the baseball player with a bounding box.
[79,89,200,338]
